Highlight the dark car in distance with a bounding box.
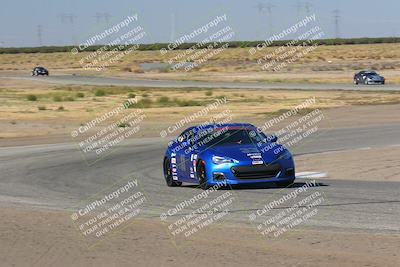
[354,71,384,85]
[32,67,49,76]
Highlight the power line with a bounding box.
[94,13,102,24]
[58,13,78,45]
[254,1,276,36]
[37,25,43,46]
[304,2,313,14]
[94,13,112,24]
[255,1,275,14]
[58,13,77,24]
[294,0,302,20]
[170,12,176,43]
[333,9,340,38]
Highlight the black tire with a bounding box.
[197,160,209,190]
[354,79,358,85]
[276,180,295,187]
[163,158,182,187]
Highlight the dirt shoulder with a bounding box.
[296,145,400,182]
[0,206,398,267]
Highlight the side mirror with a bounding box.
[268,135,278,143]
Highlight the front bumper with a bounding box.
[207,160,295,185]
[366,80,384,84]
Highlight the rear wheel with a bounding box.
[197,160,209,190]
[163,158,182,187]
[354,79,358,85]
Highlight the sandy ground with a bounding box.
[0,206,398,267]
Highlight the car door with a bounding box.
[175,129,194,182]
[355,72,359,82]
[361,72,367,83]
[356,72,362,83]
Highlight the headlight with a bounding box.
[276,147,292,159]
[212,155,238,165]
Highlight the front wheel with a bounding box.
[197,160,209,190]
[163,158,182,187]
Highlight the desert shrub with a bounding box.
[137,98,152,108]
[27,95,37,101]
[157,96,170,104]
[95,89,106,96]
[175,99,202,107]
[53,96,62,102]
[117,122,130,128]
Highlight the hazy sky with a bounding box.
[1,0,399,47]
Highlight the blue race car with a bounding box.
[163,123,295,189]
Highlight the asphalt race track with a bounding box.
[1,124,399,234]
[4,75,400,91]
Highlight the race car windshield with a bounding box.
[196,128,265,147]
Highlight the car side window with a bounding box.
[177,128,193,143]
[186,129,196,146]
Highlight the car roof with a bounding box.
[359,70,376,74]
[185,123,256,133]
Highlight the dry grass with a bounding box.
[0,43,399,84]
[1,78,400,139]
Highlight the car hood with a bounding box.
[205,143,284,163]
[368,75,383,80]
